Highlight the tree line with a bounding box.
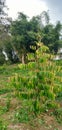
[0,0,62,65]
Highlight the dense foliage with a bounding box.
[0,9,62,64]
[10,44,62,116]
[42,21,62,53]
[10,13,41,63]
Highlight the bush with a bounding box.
[10,45,62,116]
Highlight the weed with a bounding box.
[54,108,62,123]
[6,98,11,112]
[0,120,7,130]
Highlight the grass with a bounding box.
[0,61,62,130]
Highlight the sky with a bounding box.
[6,0,62,24]
[42,0,62,23]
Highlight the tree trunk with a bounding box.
[21,53,25,64]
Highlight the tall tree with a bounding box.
[40,11,50,27]
[53,21,62,53]
[0,0,13,64]
[11,12,41,64]
[0,0,7,64]
[42,21,62,53]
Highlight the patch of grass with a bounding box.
[0,121,7,130]
[0,59,62,130]
[53,108,62,124]
[0,89,12,95]
[14,107,35,123]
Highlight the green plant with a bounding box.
[15,106,35,123]
[0,121,7,130]
[10,45,62,120]
[54,108,62,123]
[54,128,59,130]
[5,97,11,112]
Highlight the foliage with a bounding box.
[0,11,62,64]
[10,12,41,63]
[0,0,12,64]
[0,57,62,128]
[10,44,62,116]
[40,11,50,26]
[15,107,35,123]
[54,108,62,123]
[0,120,7,130]
[42,21,62,53]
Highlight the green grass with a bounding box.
[0,61,62,130]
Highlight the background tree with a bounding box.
[53,21,62,53]
[40,11,50,27]
[0,0,13,64]
[0,0,7,64]
[11,12,41,64]
[42,21,62,53]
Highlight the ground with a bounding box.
[0,64,62,130]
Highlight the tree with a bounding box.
[40,11,50,27]
[42,21,62,53]
[11,12,41,64]
[42,24,54,51]
[53,21,62,53]
[0,0,13,64]
[0,0,7,64]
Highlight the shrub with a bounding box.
[10,45,62,116]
